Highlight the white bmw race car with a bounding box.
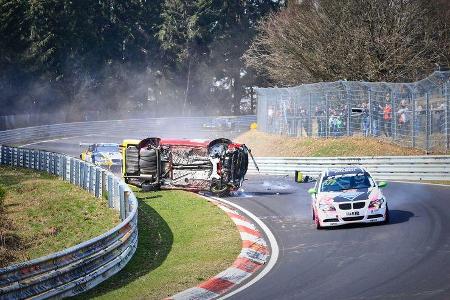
[307,166,389,229]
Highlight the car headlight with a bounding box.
[319,203,336,212]
[369,198,385,209]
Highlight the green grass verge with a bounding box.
[78,190,241,300]
[0,165,120,267]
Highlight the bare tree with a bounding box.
[244,0,450,86]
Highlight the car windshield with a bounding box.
[96,145,118,152]
[320,173,374,192]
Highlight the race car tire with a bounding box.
[383,205,390,224]
[140,148,156,159]
[139,148,157,174]
[126,147,139,174]
[210,180,231,197]
[140,167,157,174]
[314,209,322,230]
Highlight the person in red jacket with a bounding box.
[383,100,392,137]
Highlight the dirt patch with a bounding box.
[235,130,437,157]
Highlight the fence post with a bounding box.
[391,93,397,140]
[347,96,351,136]
[412,93,416,148]
[308,93,312,137]
[325,94,329,138]
[446,82,449,151]
[426,92,430,153]
[368,90,373,136]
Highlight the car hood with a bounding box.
[317,187,382,204]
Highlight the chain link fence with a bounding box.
[256,71,450,152]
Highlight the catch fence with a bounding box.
[256,71,450,152]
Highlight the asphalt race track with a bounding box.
[13,131,450,300]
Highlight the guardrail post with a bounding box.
[27,149,31,168]
[95,168,101,198]
[83,163,89,189]
[77,161,84,187]
[89,166,95,193]
[75,161,80,186]
[33,150,38,169]
[45,152,49,172]
[108,175,113,208]
[124,190,130,218]
[0,145,4,164]
[69,158,74,183]
[101,170,106,199]
[59,155,64,178]
[41,151,45,171]
[119,185,125,221]
[12,148,17,166]
[114,179,119,209]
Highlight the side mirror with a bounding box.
[378,181,388,188]
[308,188,317,195]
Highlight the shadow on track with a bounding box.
[388,209,415,225]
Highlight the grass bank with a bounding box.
[236,130,431,157]
[0,165,120,267]
[80,190,241,300]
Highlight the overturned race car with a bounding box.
[122,138,256,196]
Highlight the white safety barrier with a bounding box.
[248,156,450,181]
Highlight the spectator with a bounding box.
[415,104,423,136]
[315,106,326,137]
[383,101,392,137]
[397,100,410,137]
[371,100,380,136]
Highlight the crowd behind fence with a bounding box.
[256,71,450,152]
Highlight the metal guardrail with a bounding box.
[0,115,256,145]
[0,145,138,299]
[248,156,450,181]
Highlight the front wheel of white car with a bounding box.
[383,205,390,224]
[313,209,322,230]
